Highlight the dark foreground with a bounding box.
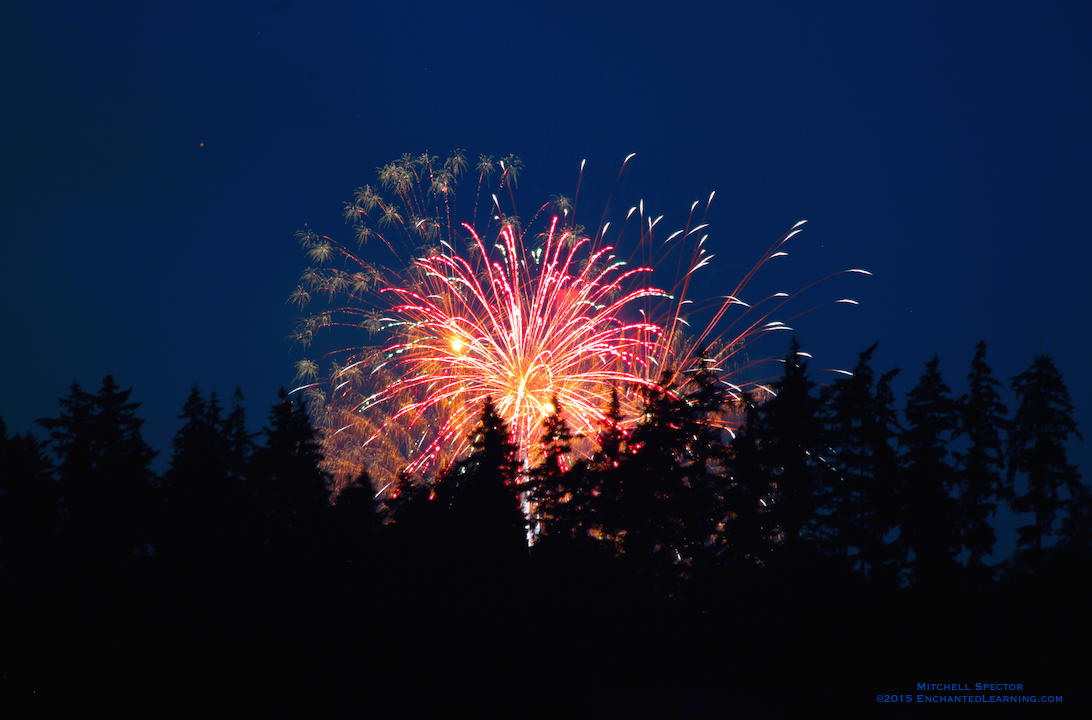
[4,550,1086,719]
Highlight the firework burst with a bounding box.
[291,151,868,494]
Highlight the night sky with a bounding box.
[3,1,1089,563]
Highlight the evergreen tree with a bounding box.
[723,394,777,571]
[897,357,960,588]
[588,386,628,555]
[219,387,256,557]
[754,338,831,570]
[164,386,235,565]
[1007,355,1083,566]
[677,348,731,570]
[863,367,903,588]
[204,389,228,477]
[36,376,158,571]
[1058,482,1092,555]
[250,388,331,558]
[438,396,525,560]
[0,415,57,585]
[223,386,256,485]
[595,386,627,468]
[386,469,431,525]
[36,382,98,508]
[526,395,593,548]
[329,467,382,565]
[622,372,688,567]
[953,341,1010,577]
[383,469,444,562]
[821,344,901,581]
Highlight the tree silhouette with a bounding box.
[36,376,158,572]
[753,338,831,570]
[223,387,256,484]
[164,385,233,565]
[1007,355,1083,569]
[329,467,382,566]
[677,347,731,571]
[526,395,594,549]
[437,396,526,560]
[724,393,777,571]
[822,344,901,584]
[250,388,331,560]
[897,357,960,588]
[381,469,443,563]
[1058,481,1092,555]
[622,372,687,569]
[954,341,1010,580]
[864,367,903,588]
[587,386,628,555]
[220,386,256,554]
[0,415,57,585]
[595,386,627,468]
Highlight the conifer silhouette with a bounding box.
[1007,355,1083,569]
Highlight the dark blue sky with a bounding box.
[3,1,1089,560]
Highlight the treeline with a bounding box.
[387,338,1088,594]
[0,340,1087,714]
[1,382,335,584]
[0,340,1087,592]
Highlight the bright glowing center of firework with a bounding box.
[451,338,464,353]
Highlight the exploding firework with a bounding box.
[291,151,868,495]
